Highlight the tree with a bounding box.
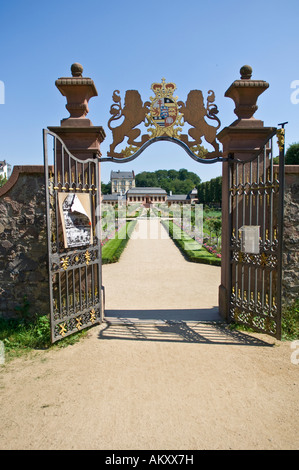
[167,169,178,181]
[135,171,158,187]
[0,175,7,188]
[205,181,212,203]
[197,176,222,205]
[178,168,188,181]
[197,181,207,204]
[285,143,299,165]
[214,177,222,204]
[155,169,168,181]
[135,168,201,194]
[101,181,111,194]
[208,218,222,246]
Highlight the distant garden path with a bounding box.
[103,218,222,322]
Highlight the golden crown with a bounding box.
[150,78,177,99]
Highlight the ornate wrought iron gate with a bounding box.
[43,129,103,343]
[228,128,285,339]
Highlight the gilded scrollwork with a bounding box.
[120,145,139,158]
[276,128,285,152]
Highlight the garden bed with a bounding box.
[161,219,221,266]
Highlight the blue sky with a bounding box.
[0,0,299,183]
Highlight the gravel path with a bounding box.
[103,218,221,322]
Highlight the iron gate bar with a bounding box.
[228,126,285,339]
[43,129,103,343]
[100,136,228,164]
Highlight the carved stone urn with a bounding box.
[224,65,269,127]
[55,62,98,127]
[48,63,105,160]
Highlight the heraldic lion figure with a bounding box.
[178,90,220,155]
[108,90,150,158]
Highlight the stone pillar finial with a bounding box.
[55,63,98,126]
[224,65,269,127]
[240,64,252,79]
[71,62,84,77]
[48,64,105,160]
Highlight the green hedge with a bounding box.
[161,220,221,266]
[281,299,299,340]
[102,220,137,264]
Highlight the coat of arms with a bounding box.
[106,78,221,160]
[145,78,183,139]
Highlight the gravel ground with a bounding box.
[0,219,298,450]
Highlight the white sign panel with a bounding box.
[240,225,260,254]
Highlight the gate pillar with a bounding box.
[217,65,275,320]
[44,64,106,341]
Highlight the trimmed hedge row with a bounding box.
[161,219,221,266]
[102,220,137,264]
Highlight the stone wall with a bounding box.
[282,165,299,306]
[0,166,50,319]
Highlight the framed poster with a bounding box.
[58,193,93,248]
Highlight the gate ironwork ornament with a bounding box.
[43,129,103,343]
[107,78,222,162]
[276,128,285,152]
